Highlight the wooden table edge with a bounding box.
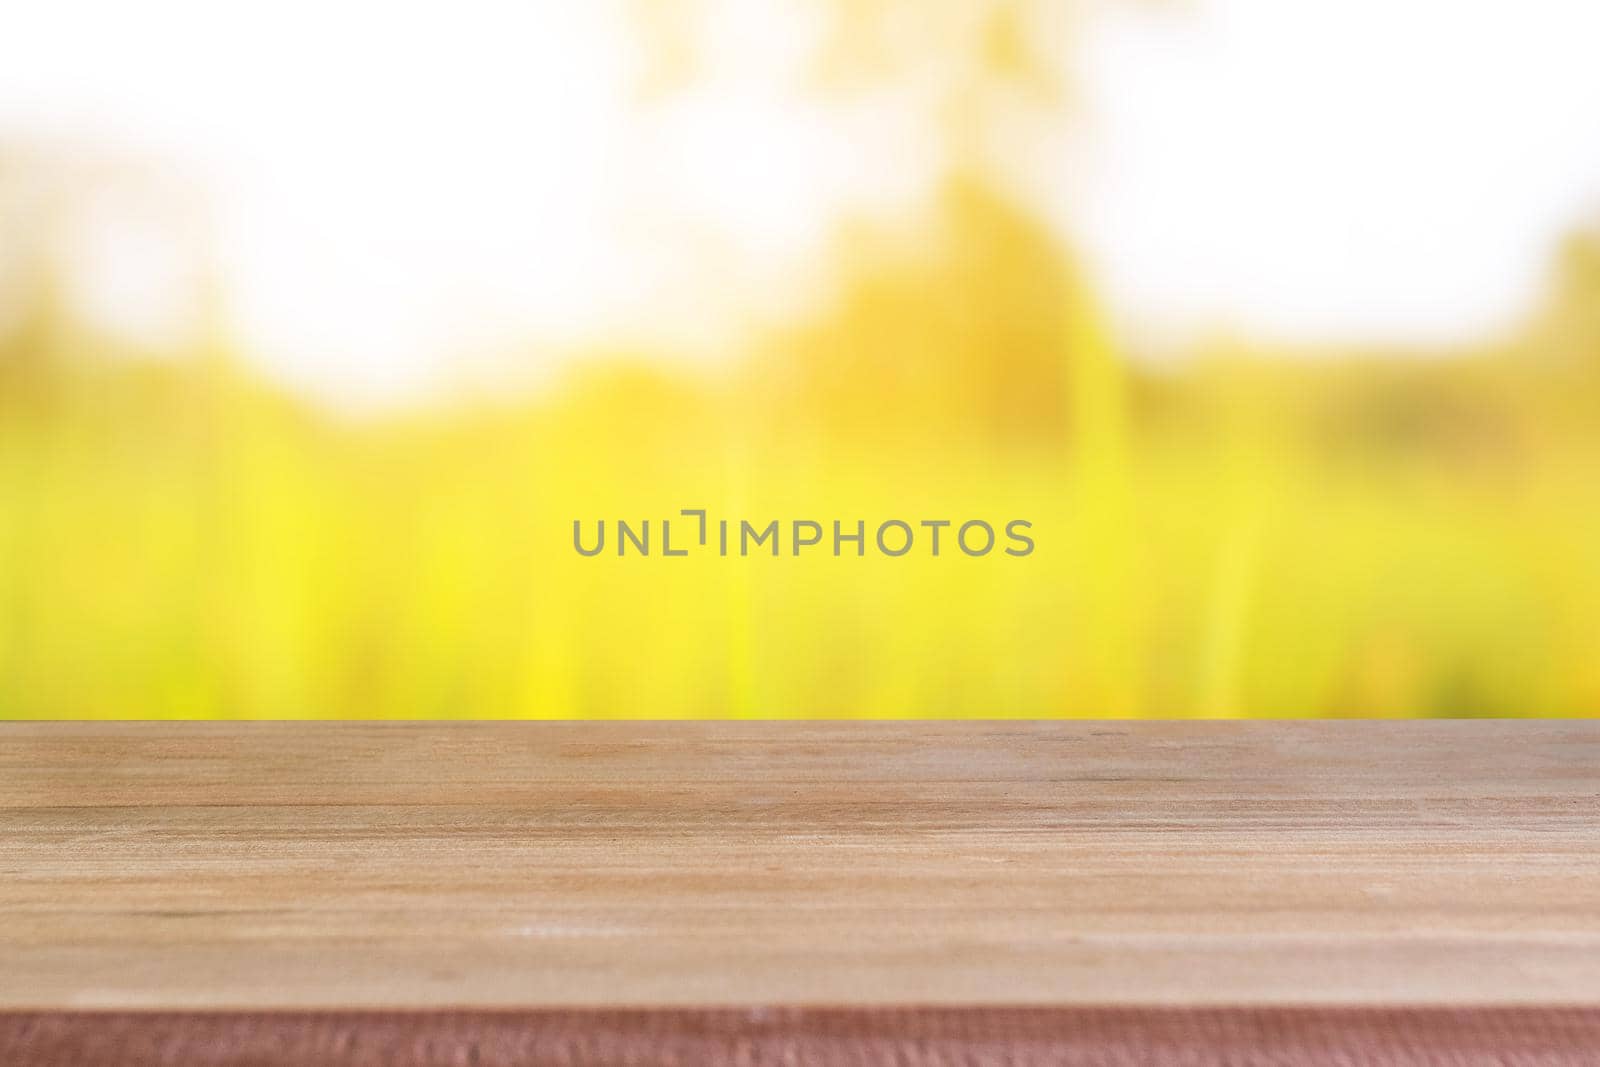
[7,1005,1600,1066]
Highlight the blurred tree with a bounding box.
[628,0,1129,452]
[631,0,1081,166]
[767,178,1078,448]
[807,0,1071,167]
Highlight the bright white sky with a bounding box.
[2,0,1599,406]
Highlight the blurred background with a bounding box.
[3,0,1599,718]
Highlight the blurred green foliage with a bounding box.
[3,167,1599,718]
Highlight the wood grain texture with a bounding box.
[3,721,1600,1009]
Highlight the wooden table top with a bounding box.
[4,720,1599,1011]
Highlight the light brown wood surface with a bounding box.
[3,721,1599,1009]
